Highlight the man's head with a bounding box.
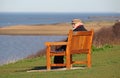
[72,19,82,24]
[71,19,83,29]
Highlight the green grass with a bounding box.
[0,45,120,78]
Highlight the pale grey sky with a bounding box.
[0,0,120,13]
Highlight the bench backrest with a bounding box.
[67,29,94,53]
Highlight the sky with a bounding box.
[0,0,120,13]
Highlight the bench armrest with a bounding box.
[45,42,67,46]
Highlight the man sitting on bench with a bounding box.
[54,18,87,64]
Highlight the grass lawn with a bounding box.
[0,45,120,78]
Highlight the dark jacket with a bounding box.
[73,25,87,31]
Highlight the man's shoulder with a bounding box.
[74,25,87,31]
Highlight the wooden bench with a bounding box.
[45,29,94,70]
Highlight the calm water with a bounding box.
[0,13,120,65]
[0,12,120,27]
[0,35,67,65]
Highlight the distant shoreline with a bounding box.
[0,21,115,35]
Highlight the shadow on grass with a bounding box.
[15,66,47,72]
[26,65,86,72]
